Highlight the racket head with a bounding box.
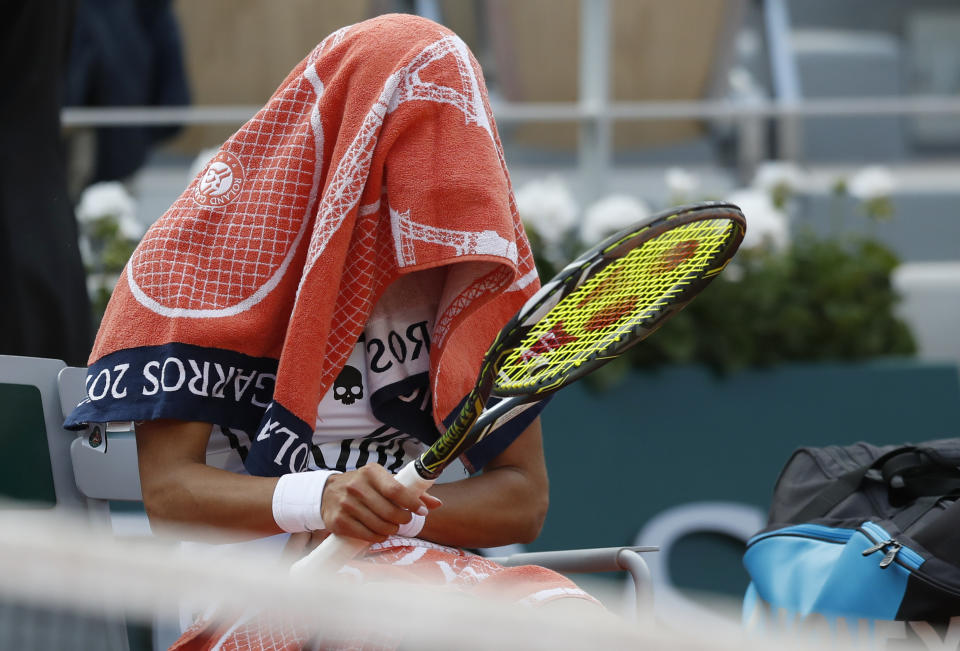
[490,201,746,398]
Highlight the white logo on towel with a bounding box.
[390,207,516,267]
[302,34,495,277]
[127,56,323,319]
[193,151,244,208]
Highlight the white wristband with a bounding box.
[396,512,426,538]
[272,469,341,533]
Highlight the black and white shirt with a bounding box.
[206,315,469,482]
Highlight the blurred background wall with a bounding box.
[169,0,370,151]
[167,0,737,154]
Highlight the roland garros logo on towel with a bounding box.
[194,151,245,208]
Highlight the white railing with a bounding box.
[59,0,960,197]
[60,96,960,127]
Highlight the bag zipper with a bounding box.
[861,538,903,569]
[746,523,854,549]
[859,521,924,570]
[750,521,960,597]
[857,521,960,599]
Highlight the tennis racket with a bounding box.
[292,201,746,574]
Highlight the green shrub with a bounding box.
[625,233,916,374]
[521,180,915,389]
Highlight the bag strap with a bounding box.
[786,446,960,524]
[912,498,960,567]
[881,451,960,498]
[787,464,873,523]
[881,451,928,489]
[892,495,945,532]
[785,447,915,523]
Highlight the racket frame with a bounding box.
[416,201,744,479]
[291,201,744,575]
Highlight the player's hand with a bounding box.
[283,530,332,561]
[320,464,442,542]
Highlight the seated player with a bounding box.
[66,13,602,649]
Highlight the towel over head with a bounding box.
[66,14,542,475]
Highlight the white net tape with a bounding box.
[0,507,848,651]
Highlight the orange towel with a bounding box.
[65,14,541,475]
[170,538,601,651]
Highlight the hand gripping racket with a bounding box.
[292,201,746,574]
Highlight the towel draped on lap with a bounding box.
[170,537,602,651]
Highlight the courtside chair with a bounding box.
[0,354,131,651]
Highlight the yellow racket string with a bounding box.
[497,218,735,392]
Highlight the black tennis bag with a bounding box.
[743,438,960,642]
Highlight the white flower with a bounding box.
[76,182,137,226]
[581,194,650,244]
[726,188,790,251]
[728,66,762,98]
[117,213,145,240]
[751,160,805,195]
[722,261,745,283]
[87,272,121,298]
[78,235,95,268]
[847,165,896,201]
[514,176,579,245]
[188,147,221,182]
[665,167,699,200]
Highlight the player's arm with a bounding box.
[135,419,280,539]
[421,416,549,548]
[136,417,545,549]
[320,417,549,549]
[135,419,434,541]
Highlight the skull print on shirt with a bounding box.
[333,365,364,405]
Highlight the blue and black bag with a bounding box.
[743,439,960,643]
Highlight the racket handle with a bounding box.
[289,528,369,575]
[290,462,437,575]
[393,460,439,493]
